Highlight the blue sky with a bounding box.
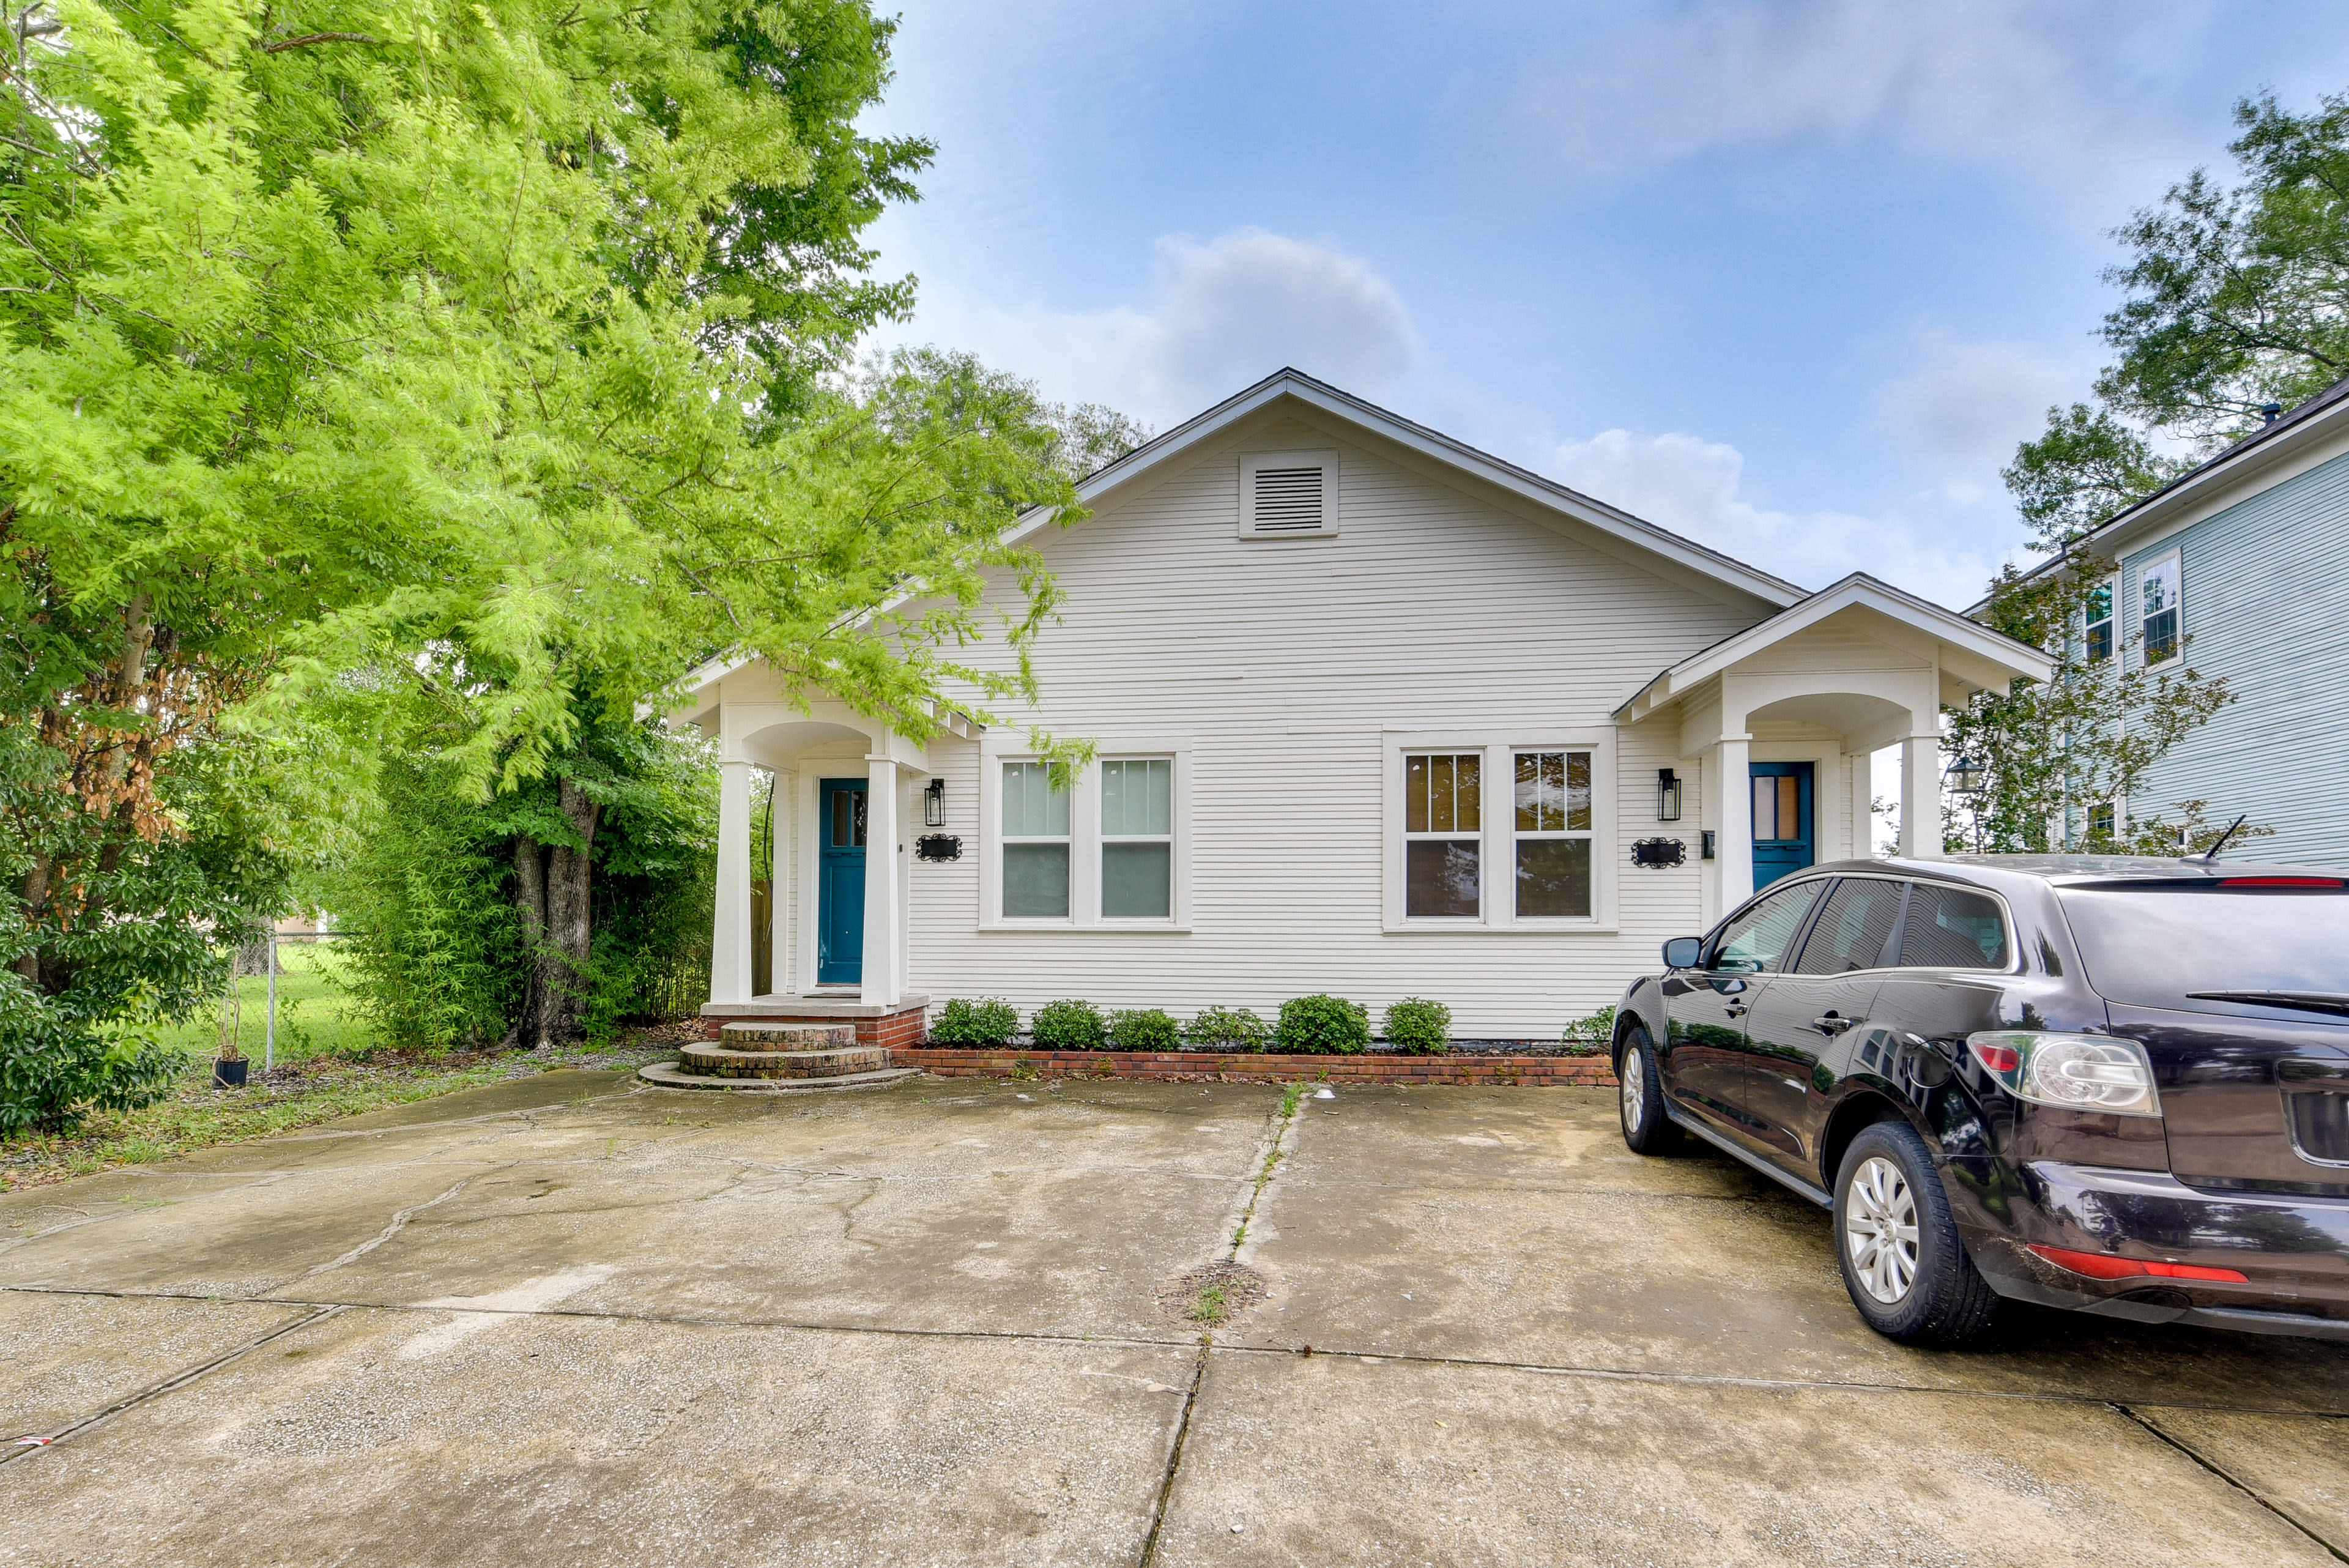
[859,0,2349,608]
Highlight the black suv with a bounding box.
[1614,855,2349,1346]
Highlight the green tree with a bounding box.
[2,0,1102,1071]
[2007,89,2349,538]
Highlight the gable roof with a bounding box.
[1615,571,2054,719]
[1973,370,2349,613]
[1014,368,1809,609]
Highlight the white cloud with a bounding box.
[1877,335,2082,505]
[1520,0,2188,187]
[1537,427,2010,605]
[896,229,1419,428]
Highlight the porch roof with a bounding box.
[1611,572,2053,728]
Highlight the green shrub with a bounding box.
[929,997,1019,1046]
[1276,994,1370,1055]
[1383,997,1451,1055]
[1109,1008,1181,1052]
[1184,1005,1269,1052]
[1560,1005,1616,1056]
[1031,998,1108,1051]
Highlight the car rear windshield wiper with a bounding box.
[2186,990,2349,1017]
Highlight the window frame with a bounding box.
[1510,748,1598,923]
[978,738,1192,931]
[2083,577,2115,664]
[2138,550,2181,666]
[1098,754,1176,924]
[996,757,1073,923]
[1382,729,1618,932]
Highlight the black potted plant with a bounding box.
[213,1041,248,1089]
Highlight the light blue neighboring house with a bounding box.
[1993,376,2349,868]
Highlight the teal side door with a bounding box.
[817,778,867,985]
[1750,762,1814,889]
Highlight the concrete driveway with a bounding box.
[4,1072,2346,1566]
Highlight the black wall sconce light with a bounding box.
[923,776,946,827]
[1657,768,1683,822]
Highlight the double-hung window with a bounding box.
[1403,752,1481,917]
[1513,750,1593,918]
[1100,758,1173,918]
[2140,555,2180,664]
[1001,761,1071,918]
[2084,581,2113,663]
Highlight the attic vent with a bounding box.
[1240,449,1339,538]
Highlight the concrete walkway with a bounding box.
[3,1071,2346,1565]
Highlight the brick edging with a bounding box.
[889,1047,1616,1087]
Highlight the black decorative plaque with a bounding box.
[1630,836,1687,869]
[915,834,963,863]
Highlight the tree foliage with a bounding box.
[1946,559,2243,856]
[2006,90,2349,541]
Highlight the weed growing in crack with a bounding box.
[1187,1283,1230,1325]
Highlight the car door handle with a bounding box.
[1725,1003,1748,1018]
[1813,1014,1854,1036]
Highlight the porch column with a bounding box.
[1900,729,1943,859]
[861,755,902,1007]
[710,758,754,1004]
[1716,735,1754,910]
[770,769,793,995]
[1847,752,1876,860]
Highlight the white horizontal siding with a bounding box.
[905,413,1772,1036]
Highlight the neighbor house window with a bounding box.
[1514,751,1593,918]
[1100,758,1172,918]
[2089,800,2116,845]
[2084,581,2113,663]
[1001,761,1070,918]
[1403,752,1481,916]
[2140,555,2180,664]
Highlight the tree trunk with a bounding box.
[509,835,549,1049]
[533,779,603,1049]
[15,855,49,988]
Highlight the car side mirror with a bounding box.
[1662,937,1704,970]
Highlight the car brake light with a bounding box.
[2027,1244,2248,1284]
[2217,877,2344,888]
[1969,1041,2021,1073]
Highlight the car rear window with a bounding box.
[2056,884,2349,1016]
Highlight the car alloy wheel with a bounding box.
[1844,1155,1919,1305]
[1620,1046,1647,1129]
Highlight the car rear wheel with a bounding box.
[1833,1120,1998,1347]
[1617,1025,1678,1155]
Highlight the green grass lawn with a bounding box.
[148,940,378,1066]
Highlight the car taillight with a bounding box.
[2027,1244,2247,1284]
[1965,1031,2162,1117]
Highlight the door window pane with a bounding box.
[1103,842,1171,918]
[1792,877,1905,974]
[1406,840,1480,917]
[1712,880,1826,973]
[1003,844,1071,918]
[1898,883,2010,970]
[1753,775,1800,842]
[830,787,867,848]
[1516,839,1592,918]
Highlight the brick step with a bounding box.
[718,1022,856,1050]
[678,1042,888,1079]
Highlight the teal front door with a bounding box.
[1750,762,1814,889]
[817,778,867,985]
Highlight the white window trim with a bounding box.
[978,735,1193,931]
[1381,728,1619,933]
[2136,549,2182,666]
[1239,448,1340,539]
[2083,574,2116,663]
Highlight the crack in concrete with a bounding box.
[0,1302,343,1467]
[2112,1402,2349,1563]
[294,1178,475,1282]
[1136,1339,1212,1568]
[7,1281,2347,1421]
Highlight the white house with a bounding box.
[670,371,2050,1045]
